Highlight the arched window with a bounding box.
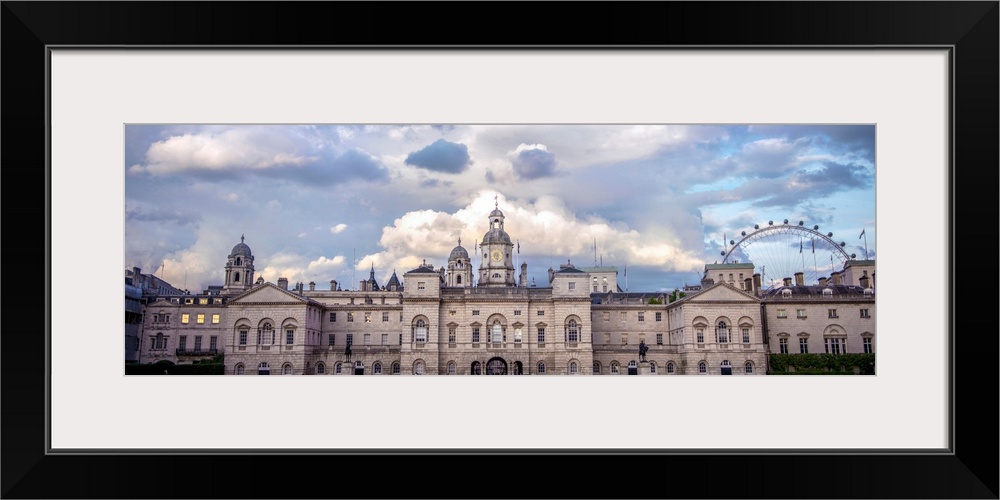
[666,362,675,374]
[154,333,164,349]
[316,362,325,374]
[259,323,274,345]
[593,361,601,374]
[650,362,657,374]
[456,275,462,284]
[471,361,482,375]
[391,362,400,375]
[235,363,245,375]
[491,321,503,343]
[569,361,579,374]
[371,362,381,374]
[414,319,427,343]
[335,362,342,374]
[717,321,729,343]
[611,361,620,374]
[698,361,707,374]
[720,359,732,375]
[745,361,754,374]
[448,361,457,375]
[628,360,637,369]
[566,319,579,343]
[414,360,425,375]
[282,363,292,375]
[258,362,270,375]
[235,257,242,266]
[537,362,546,374]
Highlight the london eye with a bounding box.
[721,220,854,290]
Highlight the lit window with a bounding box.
[185,298,194,305]
[698,361,707,374]
[181,314,190,324]
[863,337,873,353]
[211,314,220,324]
[365,312,372,323]
[779,338,788,354]
[347,313,354,322]
[199,298,208,305]
[195,314,204,324]
[796,309,807,318]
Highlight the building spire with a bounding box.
[241,233,245,243]
[458,236,461,247]
[494,194,498,209]
[370,261,375,280]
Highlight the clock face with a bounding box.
[490,249,503,262]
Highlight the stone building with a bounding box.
[133,202,874,374]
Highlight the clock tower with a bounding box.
[478,198,516,287]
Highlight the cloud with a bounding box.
[404,139,472,173]
[419,178,453,188]
[128,128,318,175]
[509,143,557,179]
[330,224,348,234]
[125,206,201,226]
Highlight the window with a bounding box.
[593,361,601,374]
[698,361,707,374]
[185,298,194,304]
[347,313,354,322]
[417,282,426,290]
[655,312,662,322]
[666,362,675,374]
[178,336,187,351]
[447,362,456,375]
[779,338,788,354]
[537,362,546,374]
[415,320,427,343]
[860,308,871,318]
[365,312,372,323]
[374,362,383,374]
[448,327,456,343]
[239,329,248,346]
[194,313,204,324]
[382,312,389,322]
[391,362,400,375]
[330,313,337,322]
[258,362,270,375]
[198,298,208,305]
[621,311,627,322]
[259,324,274,345]
[235,363,245,375]
[696,328,705,343]
[514,328,522,343]
[414,360,425,375]
[346,333,353,346]
[491,321,503,343]
[514,310,521,316]
[194,336,202,352]
[825,338,845,354]
[537,310,545,316]
[745,361,754,374]
[210,336,218,351]
[364,333,371,345]
[181,313,190,324]
[863,337,873,353]
[566,320,579,343]
[717,321,729,343]
[796,309,807,318]
[335,363,342,374]
[211,314,220,324]
[537,327,545,344]
[799,338,809,353]
[282,363,292,375]
[742,327,750,344]
[472,310,480,316]
[472,327,481,343]
[650,363,657,374]
[610,362,620,374]
[828,309,838,318]
[381,334,388,345]
[328,333,335,346]
[603,312,610,322]
[603,333,611,345]
[656,333,663,345]
[621,333,628,345]
[569,361,578,374]
[638,312,645,322]
[568,282,576,290]
[286,329,295,345]
[316,363,325,374]
[777,309,787,318]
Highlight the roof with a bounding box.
[405,265,439,274]
[761,284,867,297]
[580,266,618,273]
[449,245,470,261]
[844,259,876,266]
[704,262,755,270]
[386,270,401,287]
[554,266,586,274]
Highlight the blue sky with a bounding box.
[124,124,875,293]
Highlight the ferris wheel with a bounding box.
[721,219,855,290]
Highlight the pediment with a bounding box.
[687,283,759,303]
[230,283,310,304]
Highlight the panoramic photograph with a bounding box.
[124,124,876,376]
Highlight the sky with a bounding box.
[124,124,876,294]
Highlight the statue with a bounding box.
[639,340,648,362]
[344,339,352,362]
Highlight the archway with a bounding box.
[486,357,507,375]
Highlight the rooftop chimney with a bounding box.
[278,277,289,290]
[752,273,761,295]
[859,275,870,289]
[783,277,792,287]
[794,272,804,286]
[330,279,338,291]
[819,277,828,287]
[308,281,315,291]
[831,271,842,285]
[744,277,753,293]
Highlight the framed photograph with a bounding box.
[4,2,996,498]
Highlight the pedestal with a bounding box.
[638,361,652,375]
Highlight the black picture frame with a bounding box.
[3,2,997,498]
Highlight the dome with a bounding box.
[230,235,252,257]
[449,245,470,261]
[489,208,504,218]
[482,227,512,244]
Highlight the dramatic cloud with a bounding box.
[126,206,201,226]
[128,128,318,175]
[509,143,558,179]
[404,139,472,173]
